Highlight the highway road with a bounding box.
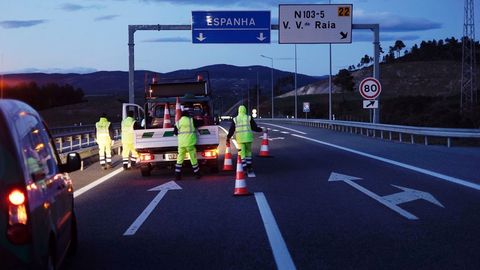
[63,121,480,269]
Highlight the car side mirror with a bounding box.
[61,152,81,172]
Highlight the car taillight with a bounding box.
[140,153,154,161]
[201,149,218,158]
[7,189,31,244]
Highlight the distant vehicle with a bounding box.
[123,76,220,177]
[0,100,81,270]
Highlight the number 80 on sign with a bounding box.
[359,77,382,100]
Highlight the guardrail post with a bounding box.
[447,138,451,147]
[76,135,82,149]
[381,131,384,139]
[56,137,63,153]
[399,133,403,142]
[67,136,73,151]
[389,132,392,140]
[424,136,428,146]
[410,134,414,144]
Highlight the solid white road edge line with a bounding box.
[291,134,480,191]
[255,192,296,270]
[74,168,123,198]
[219,126,239,149]
[261,123,307,135]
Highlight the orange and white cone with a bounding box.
[234,154,250,196]
[175,97,182,123]
[163,103,172,128]
[223,142,234,171]
[258,130,271,157]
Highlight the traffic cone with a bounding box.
[258,130,271,157]
[233,154,251,196]
[163,103,172,128]
[175,97,182,123]
[223,142,234,171]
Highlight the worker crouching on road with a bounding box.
[95,113,114,170]
[173,105,201,180]
[121,110,139,170]
[226,105,263,175]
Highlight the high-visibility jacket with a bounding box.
[121,117,135,144]
[96,117,111,140]
[233,105,253,143]
[176,116,197,147]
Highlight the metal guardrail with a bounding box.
[51,124,122,163]
[258,118,480,147]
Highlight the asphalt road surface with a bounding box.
[63,121,480,270]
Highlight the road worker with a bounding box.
[95,113,114,169]
[121,110,139,170]
[226,105,263,175]
[173,104,201,180]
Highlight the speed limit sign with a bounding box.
[359,77,382,100]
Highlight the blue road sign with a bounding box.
[192,11,271,44]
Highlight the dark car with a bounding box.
[0,100,81,269]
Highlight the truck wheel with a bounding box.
[210,166,219,174]
[140,165,151,177]
[209,160,219,174]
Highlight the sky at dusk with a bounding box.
[0,0,477,77]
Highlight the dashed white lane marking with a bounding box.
[74,168,123,198]
[273,129,279,132]
[291,133,480,191]
[280,131,290,134]
[255,192,296,270]
[261,123,307,135]
[219,126,239,149]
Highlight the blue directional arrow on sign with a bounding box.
[192,11,271,44]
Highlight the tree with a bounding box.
[359,54,371,67]
[333,69,354,93]
[393,40,406,58]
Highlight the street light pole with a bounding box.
[0,54,3,99]
[261,54,274,118]
[256,71,259,117]
[294,44,298,119]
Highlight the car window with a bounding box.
[14,113,57,181]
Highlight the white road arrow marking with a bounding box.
[124,181,182,236]
[383,185,444,207]
[196,32,206,42]
[257,32,267,41]
[328,172,443,220]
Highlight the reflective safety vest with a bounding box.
[96,117,111,139]
[233,114,253,143]
[121,117,135,144]
[176,116,197,147]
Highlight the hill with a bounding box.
[2,64,318,97]
[279,61,462,98]
[275,61,479,128]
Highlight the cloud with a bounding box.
[138,0,326,7]
[353,32,420,42]
[0,20,47,29]
[60,3,103,11]
[95,15,119,21]
[143,37,191,42]
[354,10,442,32]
